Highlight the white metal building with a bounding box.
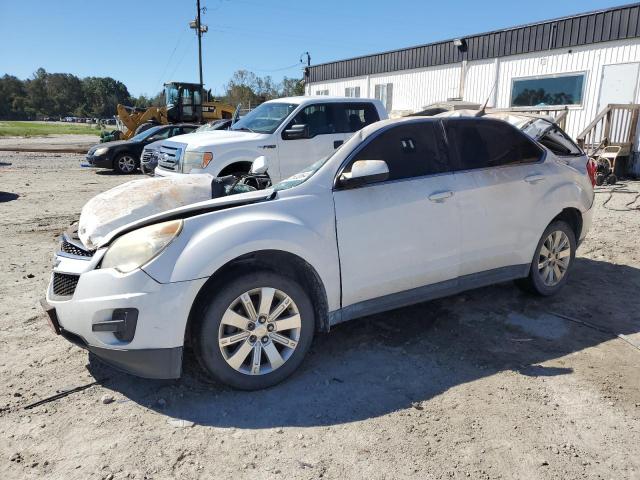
[305,4,640,144]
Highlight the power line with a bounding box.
[167,36,198,83]
[155,29,189,92]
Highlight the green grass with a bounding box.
[0,121,104,137]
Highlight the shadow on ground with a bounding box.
[94,170,143,176]
[87,257,640,428]
[0,192,19,202]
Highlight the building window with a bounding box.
[374,83,393,112]
[345,86,361,98]
[511,73,585,107]
[315,89,329,96]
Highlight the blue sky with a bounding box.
[0,0,629,97]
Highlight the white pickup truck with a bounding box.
[154,96,388,183]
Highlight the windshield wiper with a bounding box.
[233,126,256,133]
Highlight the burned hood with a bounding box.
[95,187,275,249]
[77,174,276,250]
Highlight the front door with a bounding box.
[333,120,459,308]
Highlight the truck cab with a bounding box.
[154,96,388,183]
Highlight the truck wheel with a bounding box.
[114,153,138,174]
[194,271,315,390]
[516,221,576,296]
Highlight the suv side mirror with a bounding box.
[338,160,389,189]
[283,124,310,140]
[250,156,268,174]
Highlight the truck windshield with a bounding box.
[231,102,297,134]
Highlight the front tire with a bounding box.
[113,153,138,174]
[516,221,576,296]
[194,271,315,390]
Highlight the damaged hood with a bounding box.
[78,174,274,250]
[96,187,275,249]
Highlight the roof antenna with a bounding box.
[475,80,497,117]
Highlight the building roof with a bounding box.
[307,3,640,83]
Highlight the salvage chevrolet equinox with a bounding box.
[43,114,595,390]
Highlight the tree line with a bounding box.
[0,67,305,120]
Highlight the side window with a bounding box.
[288,104,335,137]
[332,103,380,133]
[445,119,542,171]
[349,122,448,181]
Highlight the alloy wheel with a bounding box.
[118,155,136,173]
[537,230,571,286]
[218,287,301,375]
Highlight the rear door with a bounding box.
[333,120,460,308]
[444,118,548,276]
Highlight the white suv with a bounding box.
[154,96,388,182]
[43,114,595,390]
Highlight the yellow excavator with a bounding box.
[102,81,236,142]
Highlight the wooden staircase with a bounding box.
[576,104,640,157]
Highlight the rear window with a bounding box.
[333,103,380,133]
[539,127,582,156]
[445,119,543,171]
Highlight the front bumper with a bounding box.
[45,250,207,379]
[153,167,185,178]
[40,297,184,379]
[85,153,112,168]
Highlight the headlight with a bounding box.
[182,151,213,173]
[101,220,183,273]
[94,147,109,156]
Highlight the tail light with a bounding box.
[586,158,597,187]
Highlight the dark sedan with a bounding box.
[140,119,232,175]
[85,124,198,174]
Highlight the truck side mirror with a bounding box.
[283,124,310,140]
[250,156,268,174]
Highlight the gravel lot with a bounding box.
[1,151,639,480]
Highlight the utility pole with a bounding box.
[190,0,208,89]
[196,0,203,89]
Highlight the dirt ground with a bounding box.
[1,150,639,480]
[0,134,98,153]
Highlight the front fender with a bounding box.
[142,193,341,311]
[206,147,277,178]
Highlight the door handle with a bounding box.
[334,140,344,149]
[428,191,454,202]
[524,174,545,184]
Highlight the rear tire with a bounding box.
[193,270,315,390]
[516,220,576,296]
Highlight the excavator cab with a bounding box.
[164,82,204,123]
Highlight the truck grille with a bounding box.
[141,150,154,162]
[61,239,92,257]
[158,145,183,171]
[53,273,79,297]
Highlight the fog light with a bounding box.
[92,308,138,342]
